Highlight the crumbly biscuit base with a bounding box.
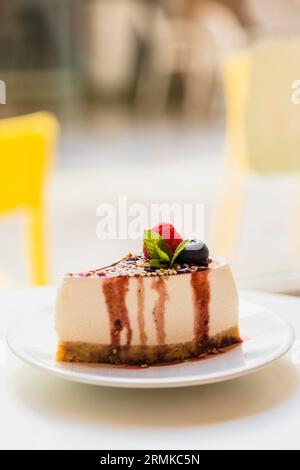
[56,327,241,365]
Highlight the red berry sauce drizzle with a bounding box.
[137,277,147,346]
[65,250,216,367]
[102,277,132,347]
[151,277,169,346]
[191,270,210,346]
[100,256,212,354]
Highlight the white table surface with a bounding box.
[1,287,300,450]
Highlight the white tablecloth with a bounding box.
[1,287,300,450]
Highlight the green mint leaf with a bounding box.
[170,239,191,267]
[143,230,172,264]
[143,230,160,258]
[157,239,172,259]
[144,229,160,241]
[156,243,170,262]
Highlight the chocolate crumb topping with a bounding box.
[68,255,214,279]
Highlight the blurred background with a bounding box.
[1,0,300,293]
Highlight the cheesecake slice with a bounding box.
[55,255,240,365]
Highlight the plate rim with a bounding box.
[6,299,296,389]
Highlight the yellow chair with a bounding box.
[0,112,59,286]
[210,38,300,259]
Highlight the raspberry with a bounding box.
[143,223,183,258]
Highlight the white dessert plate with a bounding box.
[7,299,294,389]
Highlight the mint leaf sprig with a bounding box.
[170,239,191,267]
[143,230,191,269]
[143,230,171,268]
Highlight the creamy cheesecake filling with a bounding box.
[56,256,240,364]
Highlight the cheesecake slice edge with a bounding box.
[55,256,241,365]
